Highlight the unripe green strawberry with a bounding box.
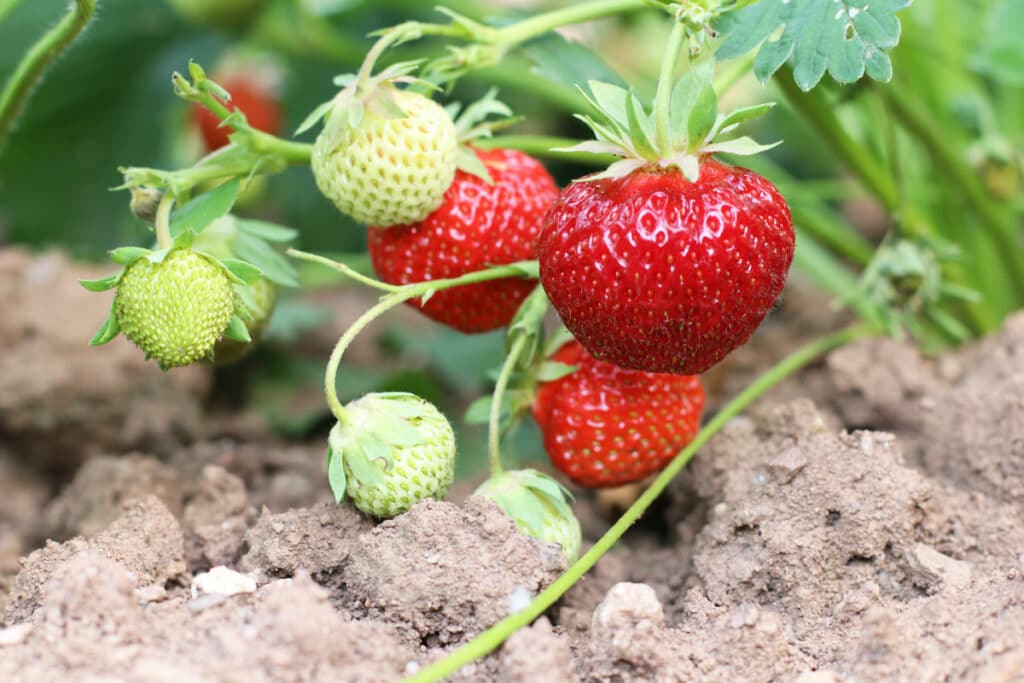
[311,88,457,227]
[212,277,277,365]
[167,0,265,28]
[114,249,236,369]
[327,392,456,519]
[474,469,581,562]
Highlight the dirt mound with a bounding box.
[0,249,209,470]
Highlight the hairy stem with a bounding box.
[0,0,95,143]
[402,323,875,683]
[774,69,899,213]
[285,252,540,428]
[488,335,527,477]
[494,0,647,48]
[654,19,688,154]
[154,193,175,250]
[877,85,1024,296]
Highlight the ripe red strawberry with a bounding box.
[193,75,282,152]
[538,158,794,374]
[367,147,559,333]
[537,69,794,374]
[532,340,704,488]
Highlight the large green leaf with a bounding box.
[716,0,911,91]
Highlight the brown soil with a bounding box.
[1,248,1023,682]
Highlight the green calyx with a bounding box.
[474,469,581,563]
[86,245,253,370]
[560,60,779,182]
[447,88,522,184]
[326,392,456,519]
[81,180,306,369]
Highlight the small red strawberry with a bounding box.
[538,70,794,374]
[367,146,558,333]
[193,75,282,152]
[532,340,705,488]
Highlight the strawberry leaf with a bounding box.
[715,0,911,91]
[169,179,239,237]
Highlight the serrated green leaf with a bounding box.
[326,447,347,503]
[80,272,122,292]
[523,33,625,115]
[715,0,911,90]
[223,316,252,343]
[89,302,121,346]
[109,247,151,265]
[169,180,239,238]
[236,219,298,243]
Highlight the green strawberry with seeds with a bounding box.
[311,87,457,227]
[114,249,237,369]
[327,392,456,519]
[474,469,581,562]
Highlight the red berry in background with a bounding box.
[192,76,283,152]
[367,147,559,333]
[532,340,704,488]
[538,158,795,375]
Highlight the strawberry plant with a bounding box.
[2,0,1022,681]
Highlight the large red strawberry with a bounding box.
[367,147,559,333]
[193,75,282,152]
[538,72,794,374]
[532,340,704,488]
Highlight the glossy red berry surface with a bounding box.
[537,158,795,375]
[367,147,559,333]
[532,340,704,488]
[192,77,282,152]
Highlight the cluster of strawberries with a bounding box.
[294,69,795,490]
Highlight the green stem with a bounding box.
[877,85,1024,294]
[774,69,900,213]
[0,0,95,142]
[402,323,875,683]
[286,251,540,427]
[154,193,174,250]
[488,335,528,477]
[494,0,647,48]
[654,20,688,154]
[0,0,23,24]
